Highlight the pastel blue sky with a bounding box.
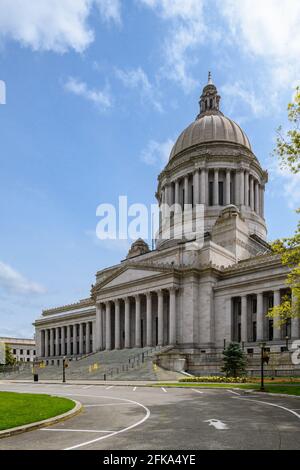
[1,0,300,338]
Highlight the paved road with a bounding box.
[0,382,300,450]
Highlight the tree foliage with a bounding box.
[5,345,16,366]
[222,342,246,378]
[275,86,300,174]
[268,87,300,325]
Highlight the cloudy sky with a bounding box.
[0,0,300,338]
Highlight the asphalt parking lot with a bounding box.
[0,382,300,450]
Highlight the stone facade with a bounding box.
[34,75,300,362]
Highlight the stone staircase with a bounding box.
[1,345,181,381]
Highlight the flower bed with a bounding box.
[179,376,249,383]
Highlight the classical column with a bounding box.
[200,169,207,205]
[255,181,259,214]
[73,324,78,355]
[193,170,200,206]
[55,327,60,356]
[146,292,153,346]
[39,330,45,357]
[169,287,177,345]
[44,329,49,358]
[50,328,54,357]
[61,326,65,356]
[260,185,265,217]
[273,290,282,340]
[66,325,71,356]
[225,169,231,205]
[256,292,264,341]
[86,322,90,354]
[175,180,180,212]
[115,300,121,350]
[213,169,219,206]
[241,295,248,343]
[244,171,249,207]
[157,290,164,346]
[184,175,189,207]
[240,170,245,205]
[78,323,83,355]
[105,302,112,351]
[250,176,255,211]
[225,298,233,343]
[135,295,141,348]
[124,297,130,348]
[235,171,240,205]
[291,318,300,339]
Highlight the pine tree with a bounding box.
[222,342,246,378]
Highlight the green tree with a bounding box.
[222,342,246,378]
[5,345,16,365]
[268,87,300,325]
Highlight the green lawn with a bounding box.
[155,383,300,396]
[0,392,75,431]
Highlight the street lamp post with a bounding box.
[260,342,266,392]
[285,335,289,352]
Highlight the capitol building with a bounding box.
[34,75,300,368]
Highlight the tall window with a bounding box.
[209,181,214,206]
[218,181,224,206]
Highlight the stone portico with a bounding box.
[34,75,300,366]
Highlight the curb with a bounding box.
[0,398,82,439]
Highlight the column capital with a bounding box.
[134,293,141,301]
[169,286,178,294]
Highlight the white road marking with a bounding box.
[41,428,113,433]
[63,396,151,450]
[84,403,136,407]
[192,389,204,394]
[204,419,228,430]
[105,386,114,390]
[133,387,137,391]
[227,389,241,396]
[161,387,167,393]
[82,385,93,389]
[233,397,300,420]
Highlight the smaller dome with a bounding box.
[126,239,150,259]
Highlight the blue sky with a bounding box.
[0,0,300,338]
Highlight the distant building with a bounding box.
[0,337,36,363]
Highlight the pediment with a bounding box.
[103,267,163,289]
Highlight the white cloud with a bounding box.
[0,0,121,53]
[96,0,121,25]
[221,81,265,118]
[270,163,300,210]
[141,138,174,167]
[139,0,206,91]
[115,67,162,112]
[64,77,112,109]
[219,0,300,89]
[140,0,300,113]
[0,261,46,295]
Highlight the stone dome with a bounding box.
[169,73,251,161]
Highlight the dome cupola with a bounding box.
[156,73,268,255]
